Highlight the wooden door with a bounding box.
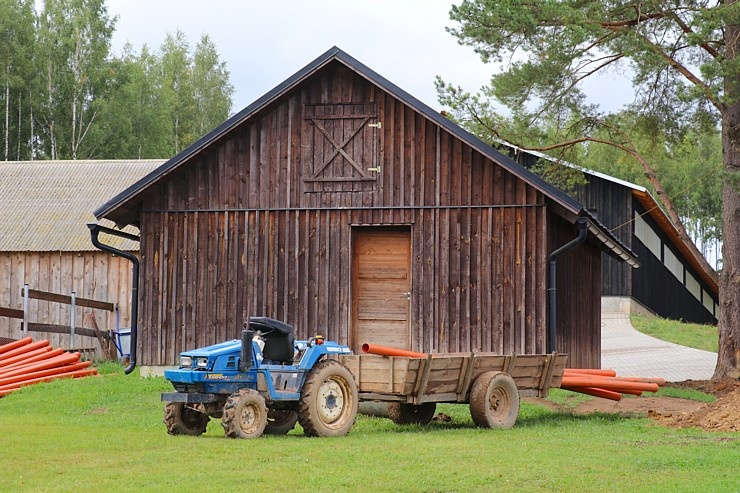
[351,228,411,352]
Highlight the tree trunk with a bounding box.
[713,14,740,380]
[4,79,9,161]
[17,92,21,160]
[29,88,34,160]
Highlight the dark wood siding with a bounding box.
[138,204,550,365]
[548,213,602,369]
[569,175,633,296]
[136,62,596,366]
[510,152,633,300]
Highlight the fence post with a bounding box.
[70,291,76,349]
[22,284,29,337]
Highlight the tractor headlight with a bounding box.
[195,357,209,369]
[179,356,192,368]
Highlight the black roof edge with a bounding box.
[93,46,634,265]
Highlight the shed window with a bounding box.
[634,213,661,259]
[702,289,715,316]
[685,272,701,302]
[663,245,683,282]
[302,103,379,193]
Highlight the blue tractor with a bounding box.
[161,317,358,438]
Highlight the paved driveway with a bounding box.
[601,311,717,382]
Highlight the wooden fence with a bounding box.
[0,285,121,360]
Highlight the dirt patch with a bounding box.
[574,395,705,416]
[527,379,740,433]
[651,380,740,433]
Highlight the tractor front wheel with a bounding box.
[222,389,268,439]
[469,371,519,429]
[298,360,358,437]
[163,401,209,436]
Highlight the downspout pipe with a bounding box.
[547,217,588,354]
[87,223,139,375]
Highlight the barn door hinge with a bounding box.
[367,166,381,172]
[368,122,382,129]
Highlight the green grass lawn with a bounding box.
[630,314,718,353]
[1,366,737,492]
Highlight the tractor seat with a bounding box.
[249,317,295,364]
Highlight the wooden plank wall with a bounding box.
[547,213,602,369]
[135,62,594,366]
[138,204,547,366]
[0,251,133,348]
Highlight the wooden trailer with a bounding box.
[339,352,567,429]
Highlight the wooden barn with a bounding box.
[504,144,719,325]
[0,160,163,349]
[93,47,638,369]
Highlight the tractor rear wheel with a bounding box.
[387,402,437,425]
[222,389,268,439]
[264,409,298,435]
[297,360,358,437]
[163,401,209,436]
[469,371,519,429]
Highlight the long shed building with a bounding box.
[0,160,162,348]
[94,48,638,369]
[503,144,719,325]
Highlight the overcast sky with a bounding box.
[106,0,634,115]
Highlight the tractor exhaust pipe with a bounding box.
[240,328,254,372]
[87,224,140,375]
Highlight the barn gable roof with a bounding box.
[93,47,637,266]
[0,160,164,252]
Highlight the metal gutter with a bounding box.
[87,224,140,375]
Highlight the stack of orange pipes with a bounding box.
[561,368,666,401]
[0,337,98,397]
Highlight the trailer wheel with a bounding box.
[163,402,209,436]
[298,359,358,437]
[222,389,268,439]
[469,371,519,429]
[264,409,298,435]
[387,402,437,425]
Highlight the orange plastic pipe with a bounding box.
[561,385,623,401]
[0,337,33,355]
[0,353,80,379]
[0,368,98,392]
[0,361,92,387]
[561,376,659,393]
[361,343,427,358]
[564,368,617,377]
[609,376,667,387]
[0,346,52,369]
[0,339,50,361]
[1,348,64,371]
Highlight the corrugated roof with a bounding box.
[0,160,165,251]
